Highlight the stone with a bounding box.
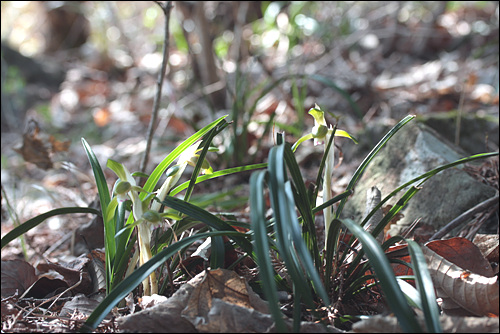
[341,120,496,238]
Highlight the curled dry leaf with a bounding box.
[473,234,499,264]
[13,119,53,170]
[59,293,109,319]
[13,119,71,170]
[422,245,499,316]
[181,268,269,331]
[37,255,97,295]
[426,237,496,277]
[351,314,499,333]
[1,260,38,297]
[22,276,69,299]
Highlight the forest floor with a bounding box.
[1,2,499,332]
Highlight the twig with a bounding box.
[139,1,173,180]
[464,203,499,240]
[429,193,499,241]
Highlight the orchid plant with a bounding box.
[250,112,446,332]
[293,104,358,249]
[78,115,230,297]
[249,110,499,332]
[106,141,213,296]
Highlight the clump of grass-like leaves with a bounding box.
[2,115,266,332]
[249,108,498,332]
[2,109,497,333]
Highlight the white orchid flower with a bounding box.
[151,141,212,213]
[292,104,358,249]
[108,160,158,295]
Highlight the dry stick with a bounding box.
[464,203,499,240]
[455,79,466,147]
[139,1,173,179]
[428,193,499,241]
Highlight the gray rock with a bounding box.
[341,121,496,238]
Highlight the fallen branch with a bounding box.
[429,193,499,241]
[139,1,173,180]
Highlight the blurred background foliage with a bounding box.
[2,1,497,138]
[1,1,498,233]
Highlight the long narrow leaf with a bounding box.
[407,240,442,333]
[81,138,111,207]
[344,186,421,279]
[1,207,101,249]
[359,151,499,240]
[82,137,114,292]
[312,190,352,214]
[158,195,253,255]
[249,170,288,332]
[344,151,499,277]
[183,120,229,202]
[340,218,422,332]
[335,115,415,218]
[122,116,230,230]
[141,115,228,196]
[169,163,267,196]
[79,230,247,333]
[283,143,320,270]
[268,145,330,308]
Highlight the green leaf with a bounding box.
[82,137,114,292]
[141,115,228,197]
[268,144,329,306]
[311,190,352,214]
[79,230,246,333]
[250,170,288,333]
[335,115,415,218]
[283,142,321,272]
[396,278,422,309]
[157,195,253,255]
[82,138,111,208]
[1,207,101,249]
[169,163,268,196]
[340,218,422,333]
[122,116,231,232]
[183,120,229,203]
[407,240,442,333]
[359,151,500,245]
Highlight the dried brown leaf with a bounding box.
[422,245,499,316]
[182,269,253,321]
[36,257,93,295]
[351,314,499,333]
[426,237,496,277]
[473,234,499,264]
[1,260,38,297]
[59,293,108,318]
[22,276,69,299]
[13,119,53,170]
[181,269,269,331]
[48,135,71,152]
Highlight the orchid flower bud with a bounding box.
[165,164,181,178]
[114,180,132,195]
[142,210,162,225]
[113,180,132,202]
[188,155,213,174]
[308,104,328,144]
